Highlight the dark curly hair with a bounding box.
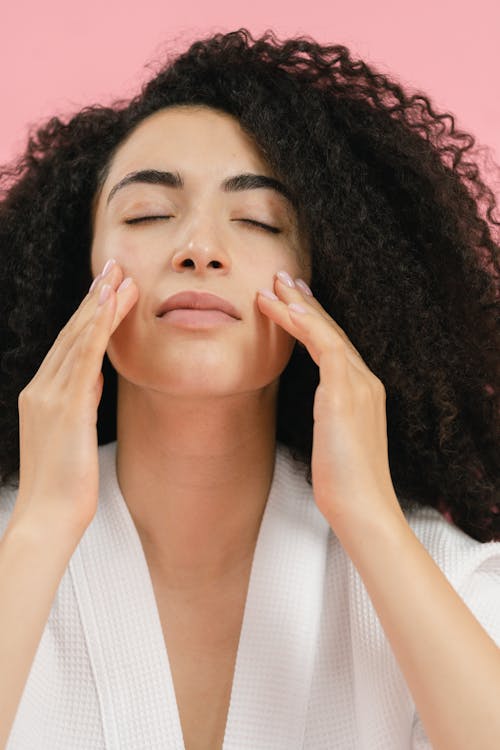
[1,28,499,541]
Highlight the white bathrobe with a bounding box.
[1,440,499,749]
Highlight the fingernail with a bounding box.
[117,277,133,294]
[98,284,111,306]
[295,278,313,296]
[288,302,307,314]
[101,258,116,277]
[277,270,295,288]
[258,288,279,301]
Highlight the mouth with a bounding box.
[156,290,241,320]
[157,308,239,328]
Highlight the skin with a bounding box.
[91,104,312,593]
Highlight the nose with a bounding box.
[171,236,231,275]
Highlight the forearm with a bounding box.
[334,505,500,750]
[0,514,82,749]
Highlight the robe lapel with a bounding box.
[70,441,331,750]
[69,440,184,749]
[222,445,331,749]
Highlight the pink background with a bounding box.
[2,0,499,192]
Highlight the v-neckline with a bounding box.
[69,440,331,749]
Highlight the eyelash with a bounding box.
[124,216,281,234]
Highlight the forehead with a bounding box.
[104,105,270,181]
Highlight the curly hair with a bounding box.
[0,28,499,541]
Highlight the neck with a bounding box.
[115,377,279,591]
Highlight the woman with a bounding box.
[0,28,499,750]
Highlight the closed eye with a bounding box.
[124,216,281,234]
[237,219,281,234]
[124,216,172,225]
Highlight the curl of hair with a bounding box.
[1,28,499,541]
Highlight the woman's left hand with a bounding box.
[257,270,406,536]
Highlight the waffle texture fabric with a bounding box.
[1,440,499,749]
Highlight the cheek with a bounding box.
[266,328,297,383]
[275,245,308,280]
[89,241,103,279]
[93,234,146,280]
[256,256,299,291]
[258,311,296,368]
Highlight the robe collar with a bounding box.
[69,440,331,749]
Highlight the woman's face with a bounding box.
[91,105,311,398]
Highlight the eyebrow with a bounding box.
[105,169,297,210]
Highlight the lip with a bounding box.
[157,309,238,328]
[156,291,241,320]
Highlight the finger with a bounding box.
[35,264,126,378]
[57,272,138,390]
[57,282,119,396]
[68,260,122,328]
[38,264,120,364]
[256,285,311,333]
[272,274,366,364]
[257,278,366,373]
[291,278,332,322]
[29,270,135,409]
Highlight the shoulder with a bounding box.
[405,504,500,647]
[405,507,500,744]
[404,504,500,582]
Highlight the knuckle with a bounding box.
[79,322,100,350]
[18,384,35,404]
[19,386,49,414]
[54,323,71,344]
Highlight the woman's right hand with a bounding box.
[11,259,138,537]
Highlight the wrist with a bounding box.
[331,502,409,551]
